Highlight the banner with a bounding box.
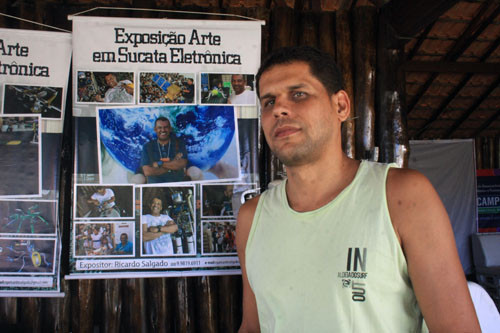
[476,169,500,232]
[68,15,263,278]
[0,28,71,295]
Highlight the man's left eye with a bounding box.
[293,91,306,98]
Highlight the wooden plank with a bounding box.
[43,280,71,332]
[175,277,195,332]
[298,11,318,47]
[73,279,96,333]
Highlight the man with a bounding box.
[228,74,256,105]
[140,117,188,183]
[87,187,120,217]
[236,46,480,332]
[182,78,195,103]
[95,73,134,103]
[142,197,178,255]
[113,233,133,255]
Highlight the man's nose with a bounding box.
[272,97,290,118]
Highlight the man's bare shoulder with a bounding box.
[386,167,445,239]
[236,196,261,251]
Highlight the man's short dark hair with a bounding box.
[256,46,344,97]
[154,116,171,127]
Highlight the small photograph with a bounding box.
[200,73,230,104]
[74,185,134,219]
[98,105,240,184]
[77,71,134,104]
[0,238,55,274]
[201,183,258,218]
[200,73,256,105]
[141,185,196,256]
[139,72,195,104]
[201,221,237,255]
[0,115,41,197]
[74,222,134,257]
[0,200,57,235]
[2,84,63,119]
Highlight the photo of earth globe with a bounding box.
[97,105,239,183]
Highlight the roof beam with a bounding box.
[381,0,459,39]
[402,61,500,74]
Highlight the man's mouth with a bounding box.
[274,126,300,138]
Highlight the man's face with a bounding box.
[259,62,342,167]
[120,234,128,244]
[231,75,246,95]
[154,120,171,142]
[105,74,118,88]
[150,198,162,215]
[97,188,105,195]
[188,79,193,85]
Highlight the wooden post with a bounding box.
[0,298,18,328]
[353,6,377,160]
[43,279,71,332]
[174,277,195,332]
[195,276,218,332]
[72,279,96,333]
[270,6,296,49]
[298,11,318,47]
[475,138,483,170]
[21,298,42,332]
[217,275,242,332]
[101,279,122,333]
[122,279,146,332]
[336,9,356,158]
[376,10,409,167]
[145,278,170,332]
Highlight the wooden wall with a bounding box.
[0,1,413,331]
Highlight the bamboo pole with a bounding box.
[489,137,495,169]
[353,6,377,160]
[336,9,355,158]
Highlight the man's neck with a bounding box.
[158,138,170,145]
[284,154,360,213]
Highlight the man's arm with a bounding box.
[236,196,261,333]
[387,168,480,332]
[142,153,187,177]
[159,219,178,234]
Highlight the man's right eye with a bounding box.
[263,99,275,109]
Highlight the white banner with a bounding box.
[0,28,72,130]
[69,15,262,279]
[0,28,71,295]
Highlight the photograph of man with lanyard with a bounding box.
[140,116,188,183]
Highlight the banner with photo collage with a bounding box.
[68,15,263,278]
[0,28,71,295]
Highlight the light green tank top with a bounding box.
[246,161,427,332]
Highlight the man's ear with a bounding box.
[332,90,351,122]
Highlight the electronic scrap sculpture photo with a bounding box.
[4,205,49,234]
[0,239,52,273]
[168,189,195,254]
